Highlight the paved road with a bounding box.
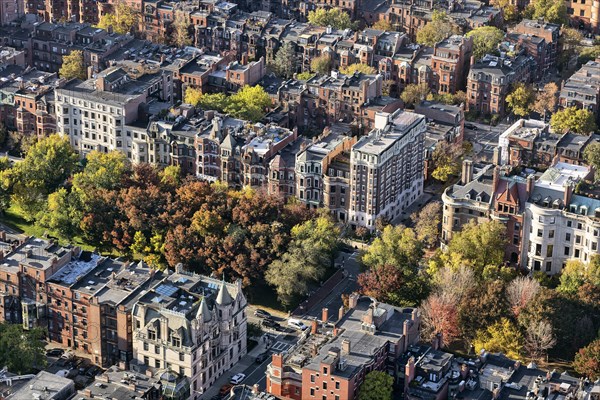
[464,121,510,162]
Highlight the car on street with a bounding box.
[465,122,478,130]
[46,348,64,357]
[254,309,272,319]
[287,318,308,331]
[255,352,270,363]
[261,318,281,330]
[219,384,233,397]
[230,373,246,385]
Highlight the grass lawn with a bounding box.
[0,204,97,252]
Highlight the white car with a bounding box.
[230,373,246,385]
[287,318,308,331]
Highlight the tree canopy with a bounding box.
[550,107,597,134]
[0,323,46,374]
[584,142,600,181]
[466,26,504,60]
[416,11,455,47]
[506,83,535,117]
[357,371,393,400]
[524,0,568,25]
[59,50,87,81]
[532,82,558,120]
[307,8,357,30]
[473,318,524,360]
[573,338,600,379]
[97,1,140,34]
[371,19,393,31]
[271,42,297,79]
[310,55,333,75]
[184,85,272,122]
[171,11,192,48]
[339,63,376,75]
[400,83,430,108]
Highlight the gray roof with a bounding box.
[216,281,234,305]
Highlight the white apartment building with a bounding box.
[349,109,425,229]
[56,63,173,163]
[522,162,600,274]
[132,269,247,399]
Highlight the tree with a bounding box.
[560,28,583,70]
[466,26,504,60]
[297,71,315,80]
[411,201,441,248]
[358,371,393,400]
[430,141,464,182]
[371,19,393,31]
[420,292,461,347]
[491,0,518,22]
[198,92,228,112]
[339,63,376,75]
[358,264,406,305]
[506,277,541,317]
[416,11,454,47]
[97,1,140,34]
[59,50,87,80]
[171,11,192,48]
[225,85,272,122]
[524,319,556,362]
[9,135,79,218]
[310,55,332,75]
[525,0,568,24]
[551,107,597,134]
[473,318,524,360]
[446,220,506,274]
[558,257,600,293]
[73,151,129,191]
[0,323,46,374]
[532,82,558,120]
[400,83,430,108]
[307,8,357,30]
[38,188,82,239]
[506,83,535,117]
[573,338,600,379]
[184,87,203,106]
[457,280,508,341]
[584,142,600,181]
[272,42,297,79]
[361,225,423,273]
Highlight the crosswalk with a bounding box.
[270,341,291,352]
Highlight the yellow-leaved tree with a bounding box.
[97,1,140,34]
[59,50,87,80]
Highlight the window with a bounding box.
[564,246,570,256]
[155,359,161,368]
[576,235,582,244]
[335,382,340,389]
[545,261,552,272]
[535,243,542,256]
[143,342,149,351]
[310,388,315,396]
[537,229,543,237]
[323,382,327,390]
[546,245,553,257]
[323,367,328,375]
[311,375,315,383]
[566,233,571,241]
[549,230,554,239]
[179,352,185,361]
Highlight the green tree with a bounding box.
[97,1,140,34]
[466,26,504,60]
[358,371,393,400]
[506,83,535,117]
[584,142,600,181]
[296,71,315,80]
[371,19,393,31]
[307,8,357,30]
[525,0,568,24]
[361,225,423,273]
[473,318,524,360]
[400,83,430,108]
[559,28,583,70]
[0,323,46,374]
[310,55,332,74]
[411,201,441,248]
[272,42,297,79]
[532,82,558,120]
[550,107,597,134]
[430,141,466,182]
[446,220,506,274]
[491,0,518,22]
[73,151,129,191]
[59,50,87,80]
[184,87,203,106]
[416,11,454,47]
[38,188,82,239]
[199,92,228,112]
[171,11,192,48]
[9,135,79,219]
[225,85,272,122]
[339,63,376,75]
[573,338,600,379]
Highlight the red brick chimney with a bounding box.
[564,183,573,205]
[311,320,318,334]
[338,305,344,321]
[405,357,416,389]
[322,307,329,323]
[492,166,500,191]
[526,174,535,195]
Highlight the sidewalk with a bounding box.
[199,336,271,399]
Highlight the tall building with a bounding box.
[431,35,473,95]
[132,268,247,398]
[348,109,425,229]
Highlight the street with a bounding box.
[463,120,510,162]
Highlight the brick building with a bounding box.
[431,35,473,95]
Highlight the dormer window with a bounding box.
[581,206,588,215]
[476,196,482,202]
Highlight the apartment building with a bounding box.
[431,35,473,95]
[508,19,560,79]
[225,57,266,91]
[349,109,425,229]
[0,0,23,25]
[267,137,310,200]
[56,61,173,162]
[266,295,420,400]
[76,365,162,400]
[559,58,600,119]
[132,269,247,398]
[466,52,534,115]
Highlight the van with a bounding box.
[287,318,308,331]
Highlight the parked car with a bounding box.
[465,122,478,130]
[261,318,281,330]
[230,373,246,385]
[85,366,102,377]
[219,384,233,396]
[254,309,272,319]
[287,318,308,331]
[46,348,64,357]
[255,352,270,363]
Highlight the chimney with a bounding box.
[411,308,418,321]
[341,339,351,355]
[461,159,473,185]
[348,293,359,309]
[322,307,329,323]
[405,357,416,389]
[363,306,374,325]
[96,75,106,91]
[492,166,500,191]
[492,146,501,166]
[470,55,475,66]
[84,389,93,397]
[526,174,535,195]
[333,326,339,336]
[241,52,248,65]
[311,320,318,334]
[564,183,573,205]
[0,231,6,241]
[252,384,259,394]
[338,305,344,321]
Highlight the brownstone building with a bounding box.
[431,35,473,95]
